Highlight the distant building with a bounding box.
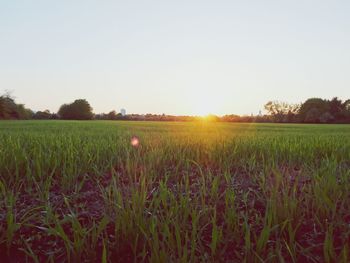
[120,109,126,116]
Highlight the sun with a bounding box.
[193,108,212,117]
[189,93,222,117]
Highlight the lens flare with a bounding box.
[131,136,140,147]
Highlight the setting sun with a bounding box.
[187,91,224,116]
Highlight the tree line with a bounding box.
[0,92,349,123]
[263,98,350,123]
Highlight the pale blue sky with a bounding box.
[1,1,349,116]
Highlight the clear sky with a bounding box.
[1,1,349,116]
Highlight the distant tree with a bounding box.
[319,112,335,123]
[34,110,52,120]
[0,95,18,119]
[328,97,345,121]
[329,97,343,115]
[16,104,34,119]
[264,101,299,122]
[51,113,59,119]
[205,114,220,122]
[298,97,350,123]
[116,113,124,120]
[304,108,321,123]
[0,92,33,120]
[344,99,350,112]
[285,110,297,123]
[298,98,328,122]
[107,110,117,120]
[94,113,103,120]
[221,114,241,122]
[57,104,69,119]
[58,99,93,120]
[342,100,350,123]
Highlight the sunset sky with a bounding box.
[1,1,349,116]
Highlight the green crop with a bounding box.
[0,120,349,262]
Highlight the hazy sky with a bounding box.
[1,1,349,116]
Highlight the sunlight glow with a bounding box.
[188,91,224,117]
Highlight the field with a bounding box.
[0,121,349,263]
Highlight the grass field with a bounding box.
[0,121,349,262]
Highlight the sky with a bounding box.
[0,0,349,116]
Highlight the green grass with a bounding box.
[0,120,349,262]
